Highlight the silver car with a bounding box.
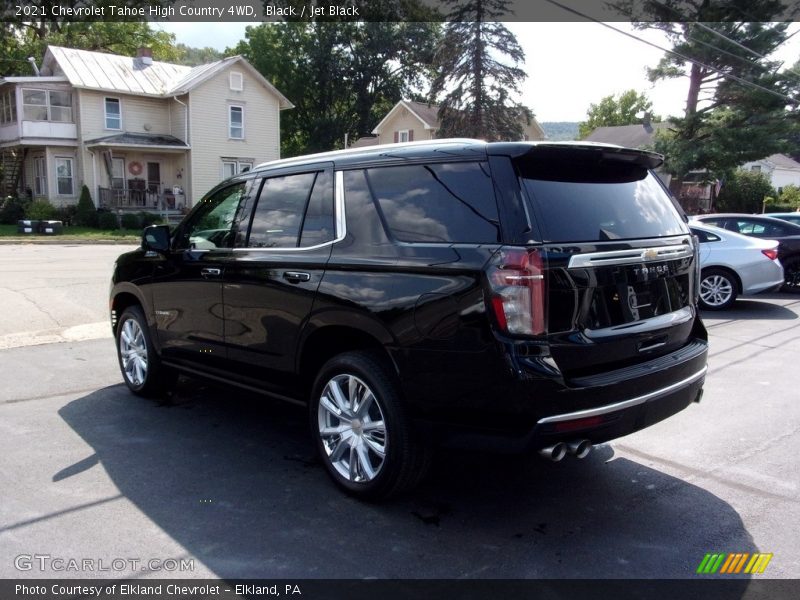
[690,223,784,310]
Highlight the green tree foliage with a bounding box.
[233,20,441,156]
[173,44,224,67]
[578,90,658,139]
[613,1,800,187]
[430,0,530,140]
[778,184,800,208]
[2,3,180,77]
[74,185,98,228]
[715,169,775,213]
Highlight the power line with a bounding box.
[541,0,798,106]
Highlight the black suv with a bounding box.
[110,140,708,499]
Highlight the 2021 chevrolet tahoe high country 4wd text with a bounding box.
[110,140,708,499]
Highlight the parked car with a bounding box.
[692,213,800,290]
[690,223,783,310]
[111,140,708,499]
[766,212,800,227]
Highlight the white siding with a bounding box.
[78,89,171,141]
[168,94,189,142]
[188,67,281,204]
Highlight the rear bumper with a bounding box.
[740,259,784,295]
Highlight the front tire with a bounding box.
[699,268,737,310]
[116,305,176,397]
[310,351,430,500]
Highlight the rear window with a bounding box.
[518,154,686,243]
[365,162,501,243]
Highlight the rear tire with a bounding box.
[699,268,737,310]
[310,351,431,500]
[116,305,177,397]
[782,256,800,292]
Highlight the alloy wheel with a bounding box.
[700,274,733,308]
[119,318,148,387]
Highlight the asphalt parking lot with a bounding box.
[0,244,798,580]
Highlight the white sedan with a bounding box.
[690,223,784,310]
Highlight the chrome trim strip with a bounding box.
[583,306,694,339]
[536,366,707,425]
[567,243,693,269]
[230,170,346,253]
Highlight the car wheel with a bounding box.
[782,256,800,292]
[699,268,737,310]
[310,351,431,500]
[116,305,176,397]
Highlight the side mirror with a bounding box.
[142,224,170,253]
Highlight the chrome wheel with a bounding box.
[119,318,148,387]
[317,374,387,483]
[700,273,734,308]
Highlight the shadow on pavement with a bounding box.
[57,378,756,584]
[702,298,799,321]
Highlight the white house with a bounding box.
[742,154,800,192]
[0,46,292,213]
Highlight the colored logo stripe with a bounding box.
[697,553,773,574]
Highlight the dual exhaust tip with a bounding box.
[538,440,592,461]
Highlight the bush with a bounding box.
[139,212,164,227]
[74,185,98,227]
[778,184,800,208]
[0,195,30,224]
[715,169,775,213]
[120,213,141,230]
[97,211,120,230]
[25,200,57,220]
[56,205,78,226]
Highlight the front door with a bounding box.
[146,161,161,194]
[150,180,252,370]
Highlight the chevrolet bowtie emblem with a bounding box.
[642,248,659,260]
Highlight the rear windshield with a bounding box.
[518,154,686,243]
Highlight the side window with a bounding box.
[175,183,247,250]
[735,221,766,236]
[248,172,316,248]
[365,162,500,243]
[299,170,335,247]
[765,224,787,237]
[691,229,709,243]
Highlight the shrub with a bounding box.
[74,185,98,227]
[25,200,57,220]
[139,212,164,227]
[120,213,141,230]
[778,184,800,208]
[97,211,120,230]
[0,195,30,224]
[56,205,78,226]
[715,169,775,213]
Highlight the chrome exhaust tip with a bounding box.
[567,439,592,459]
[539,442,567,462]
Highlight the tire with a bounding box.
[309,351,431,500]
[698,268,738,310]
[781,256,800,292]
[116,305,176,397]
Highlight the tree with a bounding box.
[613,1,800,192]
[173,44,223,67]
[2,2,180,77]
[74,185,98,228]
[578,90,658,139]
[430,0,530,140]
[715,169,775,213]
[233,20,441,156]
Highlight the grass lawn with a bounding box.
[0,224,140,242]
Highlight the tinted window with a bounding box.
[248,173,316,248]
[176,183,247,250]
[690,228,720,243]
[519,158,686,243]
[299,170,335,247]
[365,162,500,243]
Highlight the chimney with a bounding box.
[137,47,153,66]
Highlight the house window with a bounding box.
[21,89,72,122]
[229,106,243,139]
[105,98,121,130]
[33,157,47,196]
[229,72,243,91]
[751,165,762,173]
[0,90,17,124]
[398,129,409,143]
[111,157,125,190]
[221,159,253,180]
[55,157,74,196]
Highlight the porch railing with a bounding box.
[99,187,162,210]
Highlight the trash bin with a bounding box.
[39,220,64,235]
[17,220,40,234]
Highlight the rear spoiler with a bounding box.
[488,142,664,170]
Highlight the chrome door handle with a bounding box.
[283,271,311,283]
[201,267,222,278]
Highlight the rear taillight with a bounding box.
[762,248,779,261]
[487,247,547,335]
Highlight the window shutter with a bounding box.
[408,129,414,142]
[393,131,399,143]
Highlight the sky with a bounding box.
[157,21,800,123]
